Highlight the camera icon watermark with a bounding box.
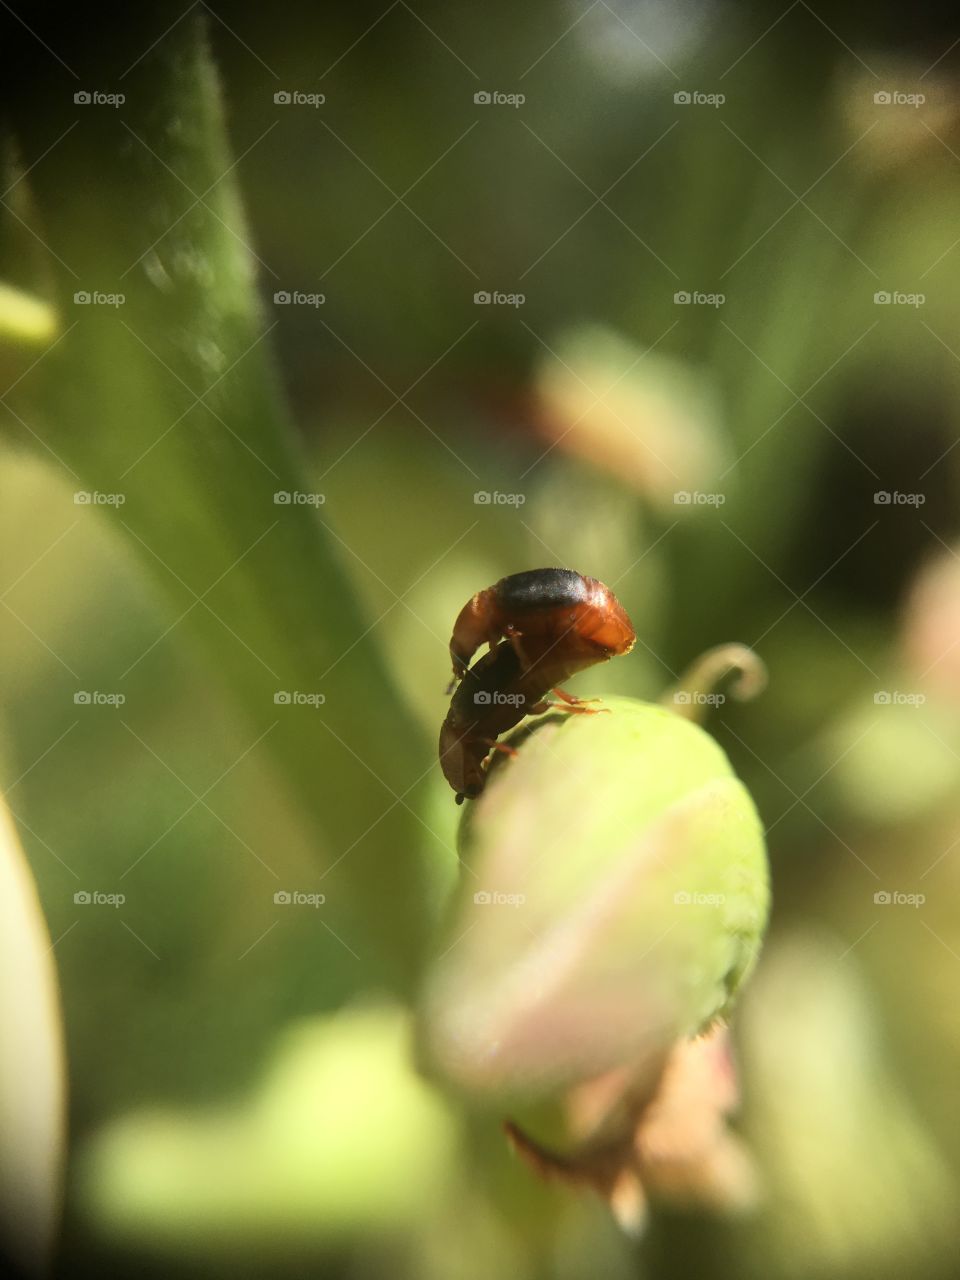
[273,690,325,707]
[273,889,325,906]
[74,89,125,108]
[873,889,925,906]
[473,289,525,307]
[673,690,725,707]
[273,290,324,307]
[674,290,724,307]
[473,889,525,906]
[273,490,325,505]
[873,690,926,706]
[673,890,726,905]
[674,90,725,108]
[473,90,525,108]
[73,290,125,307]
[873,290,924,307]
[74,690,126,706]
[473,490,526,505]
[873,490,925,506]
[874,90,924,107]
[673,490,725,506]
[74,490,126,506]
[74,889,125,907]
[473,690,525,707]
[274,90,325,107]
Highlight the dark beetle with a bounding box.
[439,569,636,802]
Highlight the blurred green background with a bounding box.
[2,1,960,1276]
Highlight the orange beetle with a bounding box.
[448,569,635,686]
[439,569,636,802]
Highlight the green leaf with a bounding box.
[1,12,442,981]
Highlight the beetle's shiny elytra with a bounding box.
[448,568,635,683]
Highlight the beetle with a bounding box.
[439,570,636,802]
[447,568,635,688]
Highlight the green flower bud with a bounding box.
[419,695,769,1106]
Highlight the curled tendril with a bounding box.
[662,644,768,721]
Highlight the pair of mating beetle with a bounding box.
[439,568,636,803]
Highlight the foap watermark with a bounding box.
[274,90,325,107]
[74,490,126,506]
[473,889,526,906]
[674,490,725,506]
[474,490,525,505]
[874,90,925,107]
[874,290,925,307]
[74,290,125,307]
[74,890,125,907]
[474,290,525,307]
[674,691,726,708]
[874,690,926,706]
[474,690,526,707]
[74,691,125,706]
[674,890,726,906]
[74,90,125,108]
[474,90,525,108]
[873,890,925,907]
[274,889,326,906]
[674,290,725,307]
[274,691,325,707]
[273,290,325,307]
[674,90,725,108]
[874,490,925,506]
[274,490,325,505]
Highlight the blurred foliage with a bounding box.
[3,0,960,1278]
[0,792,65,1276]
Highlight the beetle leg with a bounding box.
[479,737,519,758]
[539,696,609,715]
[446,651,470,693]
[552,686,602,706]
[503,624,532,671]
